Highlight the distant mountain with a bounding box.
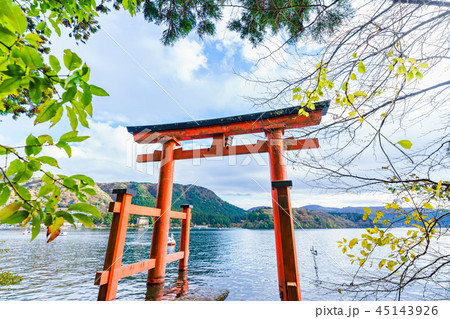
[243,207,380,229]
[97,182,247,227]
[247,206,272,212]
[15,180,246,227]
[300,205,394,214]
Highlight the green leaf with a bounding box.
[56,211,75,225]
[418,63,428,68]
[25,134,42,156]
[81,90,92,107]
[61,176,77,190]
[1,210,29,225]
[397,140,412,149]
[406,71,414,82]
[423,202,434,210]
[0,145,13,155]
[71,174,95,187]
[31,215,40,241]
[63,49,82,71]
[62,86,77,103]
[352,52,357,58]
[48,17,61,37]
[24,33,44,49]
[347,94,354,104]
[20,46,43,68]
[397,65,406,75]
[353,91,367,97]
[82,188,96,196]
[38,183,55,197]
[37,135,53,145]
[37,156,59,168]
[81,64,90,82]
[0,0,27,33]
[36,21,46,31]
[66,106,78,131]
[29,78,42,104]
[55,141,71,157]
[89,84,109,96]
[72,213,94,228]
[27,159,41,172]
[0,202,22,221]
[0,187,11,206]
[358,61,365,73]
[407,58,417,64]
[350,73,356,80]
[49,55,61,73]
[0,77,21,95]
[68,203,101,218]
[50,105,63,127]
[59,131,89,143]
[14,184,31,200]
[6,159,23,176]
[43,213,53,227]
[363,207,371,214]
[34,100,59,124]
[415,71,423,80]
[0,24,17,47]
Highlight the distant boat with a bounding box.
[60,231,68,236]
[23,228,31,235]
[168,233,176,246]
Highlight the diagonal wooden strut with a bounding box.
[137,138,319,162]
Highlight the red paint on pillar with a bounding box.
[267,128,301,301]
[178,205,192,272]
[98,193,132,301]
[147,139,177,287]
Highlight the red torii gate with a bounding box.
[96,101,328,301]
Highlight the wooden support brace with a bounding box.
[178,204,192,272]
[108,202,186,219]
[95,252,185,286]
[97,192,132,301]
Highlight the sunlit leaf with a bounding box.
[0,202,21,221]
[89,84,109,96]
[68,203,101,218]
[63,49,82,71]
[397,140,412,149]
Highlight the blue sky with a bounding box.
[0,8,404,210]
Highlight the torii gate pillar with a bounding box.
[147,138,178,288]
[267,128,301,301]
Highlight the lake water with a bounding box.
[0,228,448,301]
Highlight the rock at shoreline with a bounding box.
[175,288,230,301]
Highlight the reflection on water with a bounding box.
[146,271,189,301]
[0,228,448,301]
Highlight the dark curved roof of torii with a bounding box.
[127,101,329,133]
